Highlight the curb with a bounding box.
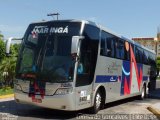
[147,106,160,119]
[0,94,14,99]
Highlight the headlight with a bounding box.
[55,88,73,95]
[14,84,22,91]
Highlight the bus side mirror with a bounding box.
[6,37,22,57]
[71,36,84,54]
[6,37,13,56]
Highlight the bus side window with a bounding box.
[135,47,140,63]
[143,51,149,65]
[116,39,124,59]
[124,41,130,61]
[119,40,124,59]
[100,31,107,56]
[115,40,119,58]
[135,46,144,63]
[100,37,105,56]
[107,39,114,57]
[138,47,143,63]
[107,36,115,58]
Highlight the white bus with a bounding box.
[6,20,158,113]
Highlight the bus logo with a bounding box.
[50,26,68,33]
[31,26,68,35]
[32,26,49,34]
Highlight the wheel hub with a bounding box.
[96,93,101,109]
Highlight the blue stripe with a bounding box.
[122,66,130,76]
[143,76,149,81]
[96,75,121,83]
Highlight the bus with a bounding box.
[6,20,158,114]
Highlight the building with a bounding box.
[132,37,160,57]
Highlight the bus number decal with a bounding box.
[79,91,90,102]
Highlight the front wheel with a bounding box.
[90,90,102,114]
[139,85,147,100]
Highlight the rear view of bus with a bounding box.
[13,20,99,112]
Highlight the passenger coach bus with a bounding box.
[6,20,158,113]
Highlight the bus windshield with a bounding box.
[16,22,81,83]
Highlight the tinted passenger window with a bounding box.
[124,41,130,61]
[139,48,143,63]
[149,53,156,66]
[100,31,115,58]
[100,31,107,56]
[135,47,143,63]
[107,38,115,57]
[100,31,125,60]
[115,39,124,59]
[76,25,99,87]
[143,51,149,65]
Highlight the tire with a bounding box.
[146,85,149,98]
[90,90,102,114]
[139,85,146,100]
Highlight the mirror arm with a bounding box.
[5,37,22,57]
[76,55,80,62]
[6,37,13,55]
[71,53,80,62]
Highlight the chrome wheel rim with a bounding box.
[141,87,145,98]
[96,93,101,109]
[146,87,149,95]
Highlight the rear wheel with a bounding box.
[139,85,147,100]
[90,90,102,114]
[146,85,149,98]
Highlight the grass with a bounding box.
[157,77,160,80]
[0,87,13,96]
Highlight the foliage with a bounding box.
[0,57,17,87]
[0,39,5,62]
[157,57,160,69]
[0,32,21,88]
[0,87,13,95]
[157,57,160,60]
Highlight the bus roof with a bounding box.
[30,19,156,55]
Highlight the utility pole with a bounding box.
[156,26,160,56]
[47,13,60,20]
[157,26,160,41]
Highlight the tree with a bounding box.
[0,57,17,87]
[157,57,160,69]
[0,43,20,88]
[0,34,5,62]
[0,32,21,88]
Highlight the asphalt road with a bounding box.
[156,79,160,89]
[0,81,160,120]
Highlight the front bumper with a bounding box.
[14,90,76,111]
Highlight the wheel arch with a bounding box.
[143,82,147,88]
[92,85,106,107]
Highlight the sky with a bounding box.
[0,0,160,39]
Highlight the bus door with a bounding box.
[75,37,98,110]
